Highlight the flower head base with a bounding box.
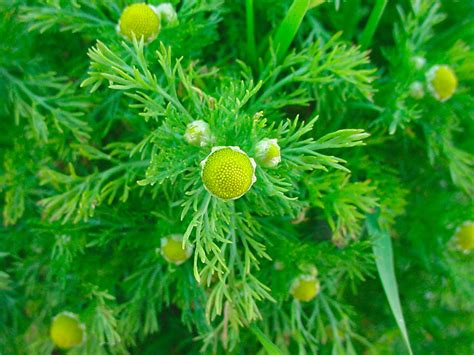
[160,234,193,265]
[452,221,474,254]
[201,146,257,200]
[426,65,458,102]
[153,3,179,27]
[118,3,160,43]
[255,138,281,168]
[50,312,86,350]
[409,81,425,100]
[184,120,213,147]
[290,274,320,302]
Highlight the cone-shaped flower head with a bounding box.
[201,146,257,200]
[50,312,86,350]
[255,138,281,168]
[119,3,160,43]
[160,234,193,265]
[290,274,320,302]
[426,65,458,102]
[453,221,474,253]
[184,120,213,147]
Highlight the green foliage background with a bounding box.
[0,0,473,354]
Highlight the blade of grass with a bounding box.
[246,0,257,70]
[366,213,413,355]
[249,324,283,355]
[359,0,388,49]
[273,0,311,63]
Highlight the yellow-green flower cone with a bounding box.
[119,3,160,43]
[453,222,474,253]
[50,312,85,350]
[426,65,458,102]
[290,275,320,302]
[160,235,193,265]
[201,146,256,200]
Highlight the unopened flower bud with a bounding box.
[409,81,425,100]
[412,56,426,70]
[153,3,179,28]
[184,120,213,147]
[255,138,281,168]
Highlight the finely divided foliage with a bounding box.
[1,0,473,354]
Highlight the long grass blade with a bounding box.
[273,0,311,62]
[359,0,388,49]
[366,213,413,355]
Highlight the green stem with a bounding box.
[359,0,388,49]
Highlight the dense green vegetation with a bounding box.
[1,0,472,353]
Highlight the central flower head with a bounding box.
[119,3,160,43]
[201,146,257,200]
[50,312,86,350]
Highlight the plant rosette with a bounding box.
[426,65,458,102]
[290,274,321,302]
[118,3,161,43]
[159,234,193,265]
[452,221,474,254]
[255,138,281,168]
[201,146,257,200]
[50,312,86,350]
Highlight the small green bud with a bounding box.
[255,138,281,168]
[184,120,213,147]
[412,56,426,69]
[409,81,425,100]
[153,3,179,28]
